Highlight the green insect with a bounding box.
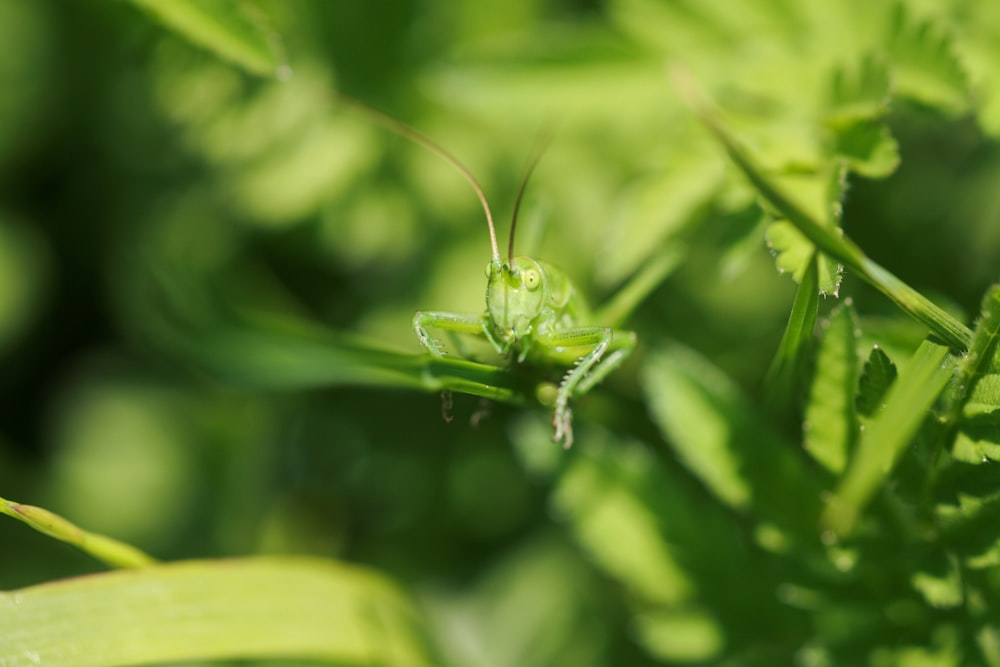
[352,100,636,448]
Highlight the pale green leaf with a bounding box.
[911,556,963,609]
[641,346,751,510]
[633,608,724,663]
[763,166,846,295]
[536,418,781,656]
[427,537,607,667]
[831,119,900,178]
[825,56,898,177]
[887,5,970,114]
[598,150,721,287]
[767,221,842,294]
[965,375,1000,417]
[642,342,822,544]
[957,285,1000,398]
[0,557,431,667]
[552,436,693,605]
[947,285,1000,461]
[955,2,1000,136]
[127,0,286,76]
[826,55,891,126]
[804,302,859,474]
[951,414,1000,464]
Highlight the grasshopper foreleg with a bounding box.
[413,311,489,424]
[412,311,486,357]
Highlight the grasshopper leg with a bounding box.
[413,311,489,424]
[546,328,636,447]
[413,311,486,357]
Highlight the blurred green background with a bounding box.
[3,1,1000,665]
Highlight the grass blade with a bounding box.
[765,253,820,411]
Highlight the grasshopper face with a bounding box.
[486,256,547,348]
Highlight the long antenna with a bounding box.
[337,96,500,263]
[507,131,552,265]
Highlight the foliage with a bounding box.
[3,0,1000,665]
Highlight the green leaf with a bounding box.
[598,149,721,287]
[831,119,900,178]
[127,0,286,77]
[536,418,785,662]
[911,555,963,609]
[957,285,1000,404]
[0,557,431,667]
[804,302,860,475]
[672,68,973,351]
[764,166,846,296]
[826,55,892,126]
[946,285,1000,462]
[767,221,843,295]
[642,342,822,545]
[855,345,898,418]
[823,339,954,536]
[887,5,969,114]
[633,608,724,663]
[951,413,1000,464]
[825,56,900,178]
[956,3,1000,137]
[551,434,694,605]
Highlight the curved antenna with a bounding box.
[338,96,500,263]
[507,130,552,265]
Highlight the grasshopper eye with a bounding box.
[524,268,541,291]
[485,262,493,278]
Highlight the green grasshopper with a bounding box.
[350,100,636,448]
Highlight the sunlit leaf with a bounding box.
[642,342,822,545]
[764,167,846,295]
[552,436,693,605]
[911,555,964,609]
[887,5,970,114]
[598,149,721,287]
[804,302,859,474]
[956,2,1000,136]
[826,55,891,126]
[0,557,431,667]
[832,119,900,178]
[633,608,724,663]
[127,0,287,76]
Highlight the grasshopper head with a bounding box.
[486,256,547,347]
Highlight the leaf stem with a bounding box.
[1,497,156,568]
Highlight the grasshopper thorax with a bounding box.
[486,256,549,346]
